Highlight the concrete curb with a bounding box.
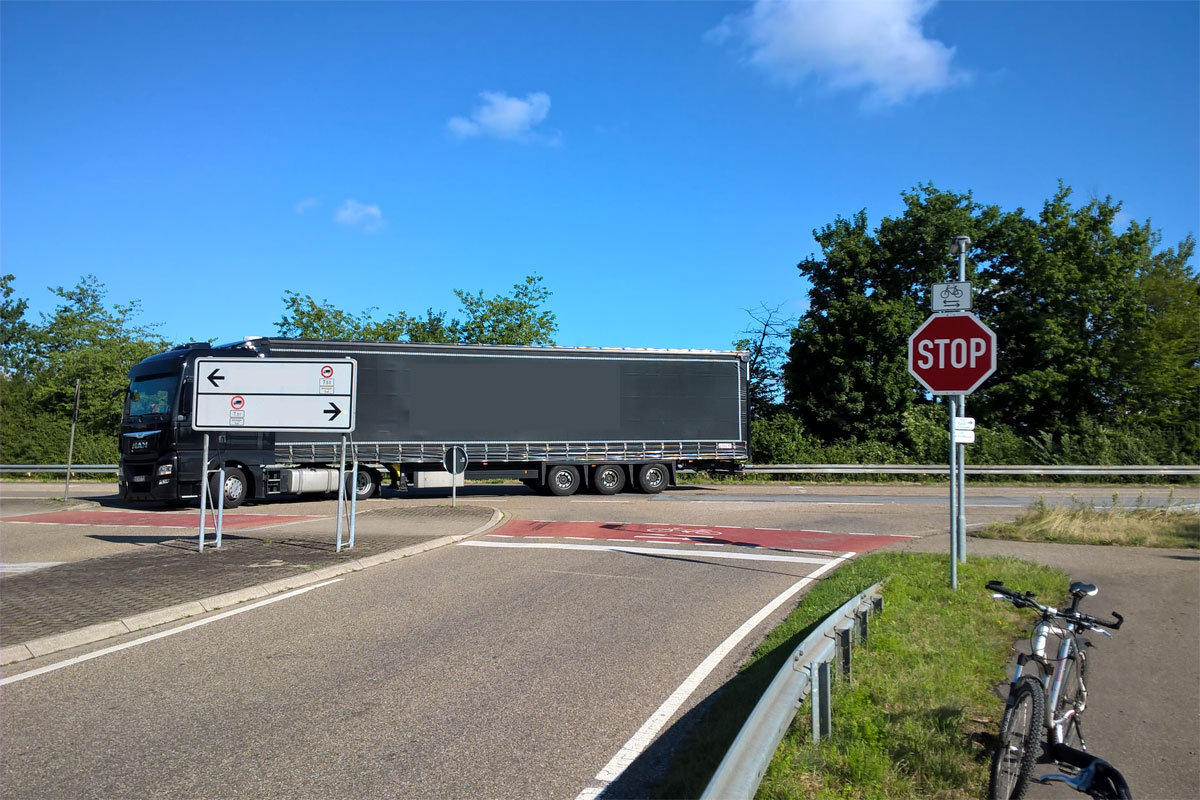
[0,507,505,667]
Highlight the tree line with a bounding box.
[1,182,1195,468]
[746,183,1198,466]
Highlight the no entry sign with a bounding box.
[907,312,997,395]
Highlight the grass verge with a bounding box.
[650,552,1067,799]
[975,496,1199,548]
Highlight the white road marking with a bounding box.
[458,540,839,565]
[0,562,65,574]
[0,579,343,686]
[574,553,854,799]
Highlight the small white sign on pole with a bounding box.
[932,281,973,312]
[953,428,976,445]
[953,416,976,431]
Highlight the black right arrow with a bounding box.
[324,402,342,421]
[207,369,224,388]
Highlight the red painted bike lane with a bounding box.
[487,519,910,554]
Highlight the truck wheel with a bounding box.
[546,465,580,497]
[593,465,626,495]
[349,468,379,500]
[210,466,248,508]
[636,463,668,494]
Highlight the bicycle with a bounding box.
[985,579,1128,799]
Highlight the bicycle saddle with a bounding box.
[1070,581,1098,598]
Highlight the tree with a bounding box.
[0,275,169,463]
[454,275,557,345]
[275,275,557,346]
[784,186,992,442]
[733,303,795,420]
[782,183,1197,458]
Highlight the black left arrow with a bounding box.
[207,369,224,387]
[324,402,342,421]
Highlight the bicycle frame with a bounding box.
[1027,615,1085,744]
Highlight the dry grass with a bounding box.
[977,496,1199,548]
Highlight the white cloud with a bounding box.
[711,0,968,107]
[447,91,555,143]
[333,199,384,232]
[294,197,319,214]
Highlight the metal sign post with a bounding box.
[908,235,999,587]
[63,379,81,502]
[443,446,468,507]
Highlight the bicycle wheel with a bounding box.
[989,676,1045,800]
[1055,649,1088,748]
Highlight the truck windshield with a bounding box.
[127,373,178,417]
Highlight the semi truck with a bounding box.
[117,337,750,507]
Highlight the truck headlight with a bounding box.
[157,464,174,476]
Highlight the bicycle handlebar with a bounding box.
[985,580,1123,630]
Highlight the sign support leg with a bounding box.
[348,439,358,549]
[948,397,958,589]
[957,395,967,563]
[336,435,347,552]
[215,465,225,549]
[199,434,209,552]
[63,378,81,502]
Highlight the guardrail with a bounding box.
[3,463,1197,477]
[702,583,884,799]
[743,464,1199,476]
[0,465,118,474]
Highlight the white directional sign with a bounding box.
[192,357,357,432]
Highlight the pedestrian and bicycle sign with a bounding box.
[191,357,358,432]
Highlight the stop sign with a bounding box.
[908,312,997,395]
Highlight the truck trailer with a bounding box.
[117,337,750,507]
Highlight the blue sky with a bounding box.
[3,0,1197,352]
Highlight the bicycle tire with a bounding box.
[1055,649,1089,749]
[989,676,1045,800]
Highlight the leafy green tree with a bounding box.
[275,275,557,346]
[454,275,557,345]
[0,275,168,463]
[784,186,991,442]
[782,183,1197,461]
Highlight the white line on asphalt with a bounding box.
[458,540,839,565]
[0,579,344,686]
[0,562,65,574]
[575,553,854,799]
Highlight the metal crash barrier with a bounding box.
[701,583,884,800]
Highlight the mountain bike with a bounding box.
[986,580,1128,799]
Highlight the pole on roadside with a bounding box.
[954,236,970,564]
[336,435,347,552]
[62,379,81,502]
[948,396,959,589]
[199,433,210,552]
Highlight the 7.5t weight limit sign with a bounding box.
[907,312,997,395]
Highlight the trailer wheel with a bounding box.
[593,465,626,495]
[210,466,248,508]
[636,463,668,494]
[349,468,379,500]
[546,465,580,497]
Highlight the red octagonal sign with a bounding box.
[908,312,997,395]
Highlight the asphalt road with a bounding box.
[1,524,860,798]
[1,480,1195,798]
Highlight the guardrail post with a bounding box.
[816,660,832,740]
[857,608,869,645]
[837,626,853,681]
[809,664,821,741]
